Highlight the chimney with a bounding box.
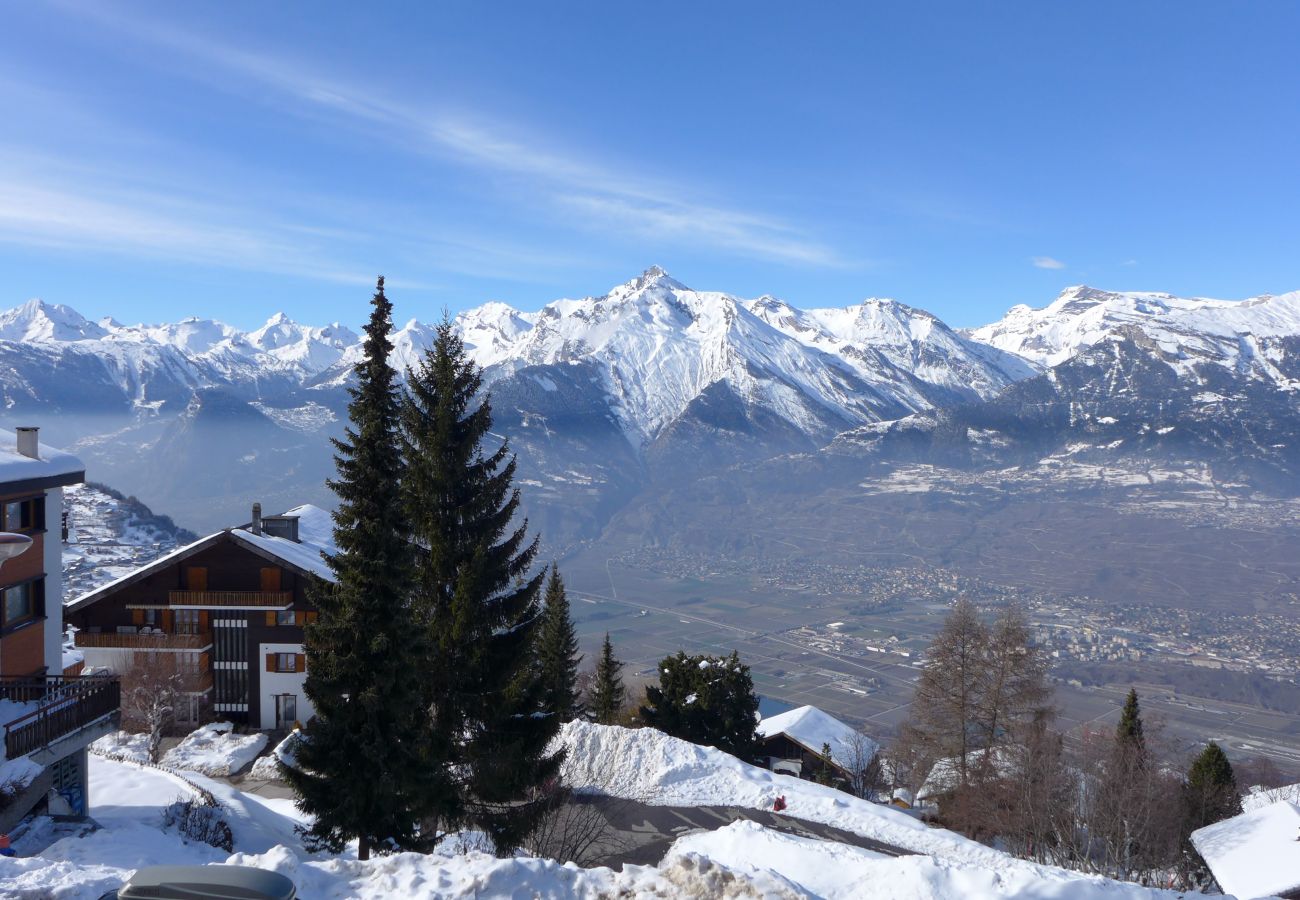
[16,427,39,460]
[251,502,262,536]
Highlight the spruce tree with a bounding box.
[1116,688,1145,753]
[286,277,432,860]
[1185,741,1242,831]
[641,650,759,760]
[536,564,581,720]
[401,319,562,852]
[590,633,626,725]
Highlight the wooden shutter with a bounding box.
[304,611,318,625]
[265,611,276,627]
[260,567,281,592]
[295,654,305,673]
[198,611,209,630]
[265,653,275,672]
[185,567,208,591]
[161,610,174,633]
[131,609,144,625]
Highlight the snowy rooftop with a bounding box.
[756,704,876,770]
[229,504,337,582]
[1190,799,1300,900]
[0,426,84,488]
[68,504,337,611]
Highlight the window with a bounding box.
[275,610,297,626]
[2,497,43,533]
[176,609,202,635]
[2,579,41,627]
[276,652,296,673]
[142,609,159,627]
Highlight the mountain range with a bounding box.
[3,269,1298,552]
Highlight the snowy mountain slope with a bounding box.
[969,285,1300,391]
[62,482,198,601]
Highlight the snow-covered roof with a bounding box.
[1191,800,1300,900]
[67,504,337,612]
[756,705,876,771]
[229,504,336,581]
[0,427,84,491]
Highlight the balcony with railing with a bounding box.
[74,630,213,651]
[1,675,121,762]
[125,590,293,610]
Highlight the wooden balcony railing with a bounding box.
[166,590,293,608]
[75,631,213,651]
[1,675,121,760]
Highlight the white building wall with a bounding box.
[257,642,314,730]
[43,486,64,674]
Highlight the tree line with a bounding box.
[892,597,1248,889]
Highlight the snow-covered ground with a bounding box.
[2,724,1196,898]
[90,730,152,764]
[247,731,300,782]
[161,722,268,777]
[62,482,196,602]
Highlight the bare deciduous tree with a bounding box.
[120,652,207,762]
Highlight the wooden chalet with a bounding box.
[66,503,336,730]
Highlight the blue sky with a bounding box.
[1,2,1297,330]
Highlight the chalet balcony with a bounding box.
[75,629,213,652]
[1,675,121,763]
[125,590,293,610]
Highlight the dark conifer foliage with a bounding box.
[1184,741,1242,832]
[1116,688,1146,752]
[286,277,432,860]
[590,633,626,725]
[641,650,759,760]
[536,564,582,720]
[401,319,562,852]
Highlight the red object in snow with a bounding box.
[773,795,787,812]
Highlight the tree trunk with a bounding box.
[358,835,370,861]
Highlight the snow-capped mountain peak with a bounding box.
[0,298,108,342]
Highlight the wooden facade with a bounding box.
[67,529,322,729]
[1,488,50,676]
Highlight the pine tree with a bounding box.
[286,277,433,860]
[1184,741,1242,832]
[590,633,626,725]
[401,319,562,852]
[1116,688,1145,753]
[641,650,759,760]
[536,564,581,720]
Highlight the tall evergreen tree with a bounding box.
[1116,688,1146,753]
[401,319,562,852]
[590,633,626,725]
[536,564,581,720]
[641,650,759,760]
[1184,741,1242,832]
[286,277,432,860]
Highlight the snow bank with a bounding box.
[162,722,268,777]
[249,730,301,781]
[556,722,1185,896]
[92,730,152,764]
[669,821,1179,899]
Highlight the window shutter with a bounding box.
[265,653,275,672]
[199,611,209,630]
[161,610,174,633]
[265,611,276,627]
[132,609,144,626]
[305,611,318,625]
[295,654,305,673]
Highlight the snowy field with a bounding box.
[2,725,1200,898]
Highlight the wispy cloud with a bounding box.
[1120,258,1138,267]
[49,2,847,268]
[1032,256,1066,270]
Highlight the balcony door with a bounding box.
[275,693,298,729]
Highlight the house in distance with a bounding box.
[65,503,335,730]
